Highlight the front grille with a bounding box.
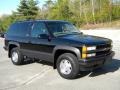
[96,50,111,56]
[96,44,112,56]
[97,44,111,49]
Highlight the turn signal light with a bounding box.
[82,46,87,59]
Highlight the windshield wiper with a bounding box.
[54,31,83,36]
[54,32,69,36]
[69,32,83,35]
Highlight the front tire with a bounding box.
[56,53,80,79]
[11,47,24,65]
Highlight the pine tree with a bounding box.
[17,0,39,20]
[27,0,39,19]
[17,0,29,18]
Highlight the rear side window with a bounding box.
[31,22,48,37]
[7,22,31,37]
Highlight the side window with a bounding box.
[18,22,31,36]
[7,22,31,37]
[7,23,17,35]
[31,22,48,38]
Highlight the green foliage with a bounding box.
[16,0,39,20]
[0,15,15,32]
[43,0,72,21]
[42,0,120,26]
[112,5,120,20]
[0,0,39,32]
[0,20,3,33]
[0,0,120,32]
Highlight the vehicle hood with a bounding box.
[58,34,111,45]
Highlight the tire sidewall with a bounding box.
[11,48,23,65]
[57,53,79,79]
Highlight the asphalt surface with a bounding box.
[0,38,120,90]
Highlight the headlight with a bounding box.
[82,46,96,59]
[87,46,96,51]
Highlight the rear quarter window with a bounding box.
[7,22,31,37]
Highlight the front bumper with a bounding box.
[79,51,115,71]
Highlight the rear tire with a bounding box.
[11,47,24,65]
[56,53,80,79]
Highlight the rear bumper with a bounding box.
[79,51,115,71]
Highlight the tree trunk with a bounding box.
[109,0,112,25]
[80,0,82,18]
[91,0,96,24]
[83,2,88,25]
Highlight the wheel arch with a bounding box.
[53,46,81,69]
[8,42,20,57]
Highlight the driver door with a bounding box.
[29,21,53,62]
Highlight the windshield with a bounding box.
[46,22,81,36]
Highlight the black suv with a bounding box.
[4,20,114,79]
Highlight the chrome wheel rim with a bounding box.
[12,51,18,62]
[60,59,72,75]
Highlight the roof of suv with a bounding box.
[16,20,68,23]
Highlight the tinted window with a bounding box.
[7,23,17,35]
[8,22,31,37]
[31,22,48,37]
[46,22,80,36]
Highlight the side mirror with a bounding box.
[38,34,48,39]
[38,34,51,41]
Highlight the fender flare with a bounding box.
[53,45,81,68]
[53,45,81,59]
[8,41,20,57]
[8,41,20,49]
